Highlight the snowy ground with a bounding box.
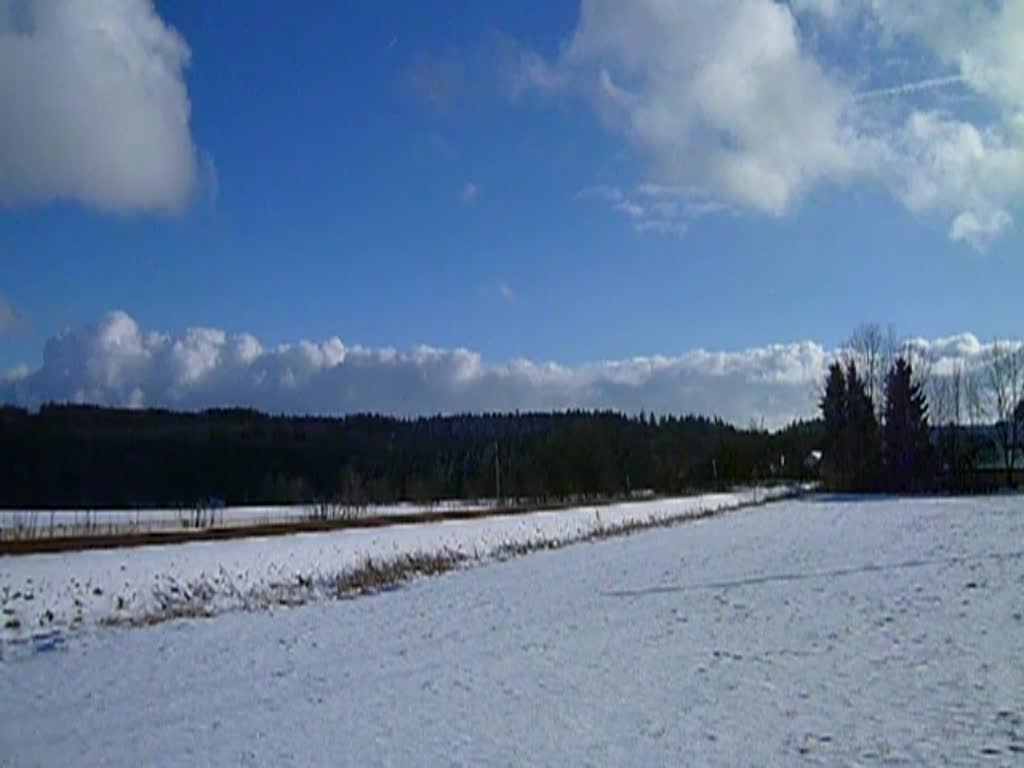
[0,489,788,643]
[2,494,1023,766]
[0,500,502,539]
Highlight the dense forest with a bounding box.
[0,405,821,509]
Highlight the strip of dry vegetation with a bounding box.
[333,550,469,597]
[92,488,800,631]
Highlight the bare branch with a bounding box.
[983,340,1024,485]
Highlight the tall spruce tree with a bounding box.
[846,360,881,491]
[882,357,932,492]
[820,361,848,489]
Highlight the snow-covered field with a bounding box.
[0,488,789,643]
[2,493,1023,766]
[0,500,501,539]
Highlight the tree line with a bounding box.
[0,405,821,509]
[820,323,1024,492]
[6,323,1016,508]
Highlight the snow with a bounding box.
[2,493,1023,766]
[0,500,501,536]
[0,488,792,643]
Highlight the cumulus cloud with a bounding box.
[884,109,1024,248]
[2,312,1018,430]
[0,311,830,428]
[461,181,479,202]
[528,0,862,217]
[516,0,1024,247]
[0,0,197,212]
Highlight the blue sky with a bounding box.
[1,1,1023,424]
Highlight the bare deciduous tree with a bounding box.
[949,362,965,429]
[845,323,883,406]
[928,370,953,429]
[901,339,933,395]
[929,361,977,482]
[845,323,899,420]
[964,365,985,429]
[983,341,1024,487]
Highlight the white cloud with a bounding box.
[497,282,515,303]
[0,295,25,334]
[538,0,862,218]
[0,311,829,427]
[0,0,197,212]
[3,364,29,383]
[2,313,1019,430]
[867,1,1024,109]
[518,0,1024,246]
[886,110,1024,249]
[579,184,728,236]
[788,0,843,20]
[462,181,479,202]
[950,210,1013,250]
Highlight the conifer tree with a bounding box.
[882,357,933,492]
[820,361,848,489]
[846,360,881,491]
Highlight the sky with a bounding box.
[1,0,1023,427]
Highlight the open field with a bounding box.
[0,500,499,540]
[2,493,1023,766]
[0,488,792,642]
[0,495,670,554]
